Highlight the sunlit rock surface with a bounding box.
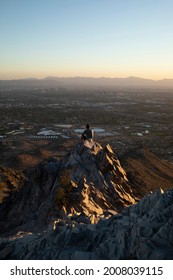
[0,141,172,260]
[0,188,172,260]
[0,141,136,235]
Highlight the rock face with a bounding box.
[0,141,172,260]
[0,188,172,260]
[0,141,136,235]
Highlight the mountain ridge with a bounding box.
[0,141,136,236]
[0,141,173,259]
[1,76,173,89]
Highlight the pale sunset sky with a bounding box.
[0,0,173,80]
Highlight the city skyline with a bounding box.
[1,0,173,80]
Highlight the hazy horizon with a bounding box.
[0,75,173,82]
[1,0,173,80]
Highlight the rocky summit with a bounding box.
[0,141,173,259]
[0,141,136,234]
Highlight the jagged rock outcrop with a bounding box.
[0,188,172,260]
[0,141,136,235]
[0,141,173,260]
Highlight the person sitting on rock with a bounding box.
[81,124,94,141]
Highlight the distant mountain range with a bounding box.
[1,76,173,89]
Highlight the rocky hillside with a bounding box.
[0,188,172,260]
[0,141,172,260]
[0,166,25,203]
[120,147,173,198]
[0,141,136,236]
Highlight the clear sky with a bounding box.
[0,0,173,80]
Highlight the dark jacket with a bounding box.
[82,129,94,140]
